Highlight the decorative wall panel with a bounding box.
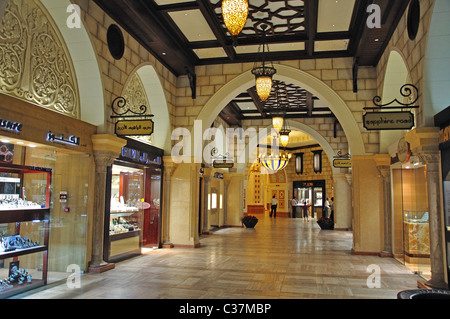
[0,0,79,118]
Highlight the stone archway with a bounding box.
[195,63,366,156]
[379,50,410,153]
[123,63,172,153]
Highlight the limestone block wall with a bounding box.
[376,0,436,127]
[72,0,178,137]
[176,58,380,155]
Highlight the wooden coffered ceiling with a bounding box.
[94,0,410,126]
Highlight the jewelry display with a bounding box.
[0,235,40,252]
[0,267,32,291]
[0,197,43,210]
[0,164,51,297]
[109,217,138,235]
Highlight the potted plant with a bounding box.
[317,217,334,230]
[242,215,258,228]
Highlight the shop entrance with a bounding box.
[143,167,162,247]
[391,163,431,280]
[293,180,325,219]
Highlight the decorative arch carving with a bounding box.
[0,0,79,118]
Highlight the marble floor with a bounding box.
[15,215,421,299]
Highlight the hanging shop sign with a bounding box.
[213,161,234,169]
[110,96,154,137]
[363,84,419,131]
[211,147,234,169]
[115,119,154,137]
[47,131,80,146]
[333,151,352,168]
[363,111,415,130]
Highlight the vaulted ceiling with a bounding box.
[94,0,410,126]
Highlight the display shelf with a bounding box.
[0,279,45,299]
[0,163,51,299]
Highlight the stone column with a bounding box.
[162,157,178,248]
[88,134,126,273]
[223,177,231,226]
[375,154,393,257]
[418,150,446,288]
[202,172,212,234]
[406,127,446,289]
[334,174,352,230]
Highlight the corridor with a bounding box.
[17,215,419,299]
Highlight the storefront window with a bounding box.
[0,137,91,284]
[391,161,431,280]
[107,164,144,261]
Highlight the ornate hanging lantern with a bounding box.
[222,0,249,37]
[259,151,292,174]
[251,24,276,102]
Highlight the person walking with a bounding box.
[270,195,278,218]
[290,196,298,218]
[303,199,309,221]
[324,197,330,218]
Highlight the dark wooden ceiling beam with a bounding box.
[247,88,267,118]
[196,0,236,61]
[305,0,319,57]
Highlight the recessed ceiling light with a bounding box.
[28,144,37,148]
[1,139,10,143]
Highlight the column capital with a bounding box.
[405,127,440,153]
[91,134,127,154]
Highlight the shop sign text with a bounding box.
[115,120,154,137]
[363,111,415,130]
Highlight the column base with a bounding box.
[378,251,393,257]
[88,262,115,273]
[162,242,174,248]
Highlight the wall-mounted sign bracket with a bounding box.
[333,151,352,168]
[364,84,420,111]
[110,97,155,137]
[363,84,419,131]
[110,96,155,119]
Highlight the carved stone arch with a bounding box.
[125,63,172,152]
[0,0,80,118]
[40,0,104,126]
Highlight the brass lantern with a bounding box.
[251,24,276,102]
[222,0,249,37]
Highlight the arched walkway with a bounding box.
[195,64,366,156]
[15,215,420,299]
[236,122,341,176]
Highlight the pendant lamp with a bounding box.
[251,24,276,102]
[222,0,249,37]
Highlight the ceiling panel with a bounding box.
[317,0,355,33]
[168,9,217,41]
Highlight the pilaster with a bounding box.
[405,127,447,289]
[88,134,126,273]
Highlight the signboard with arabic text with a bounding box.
[115,119,154,137]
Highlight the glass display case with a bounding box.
[105,164,144,262]
[0,163,51,298]
[313,187,323,207]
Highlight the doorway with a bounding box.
[293,180,326,219]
